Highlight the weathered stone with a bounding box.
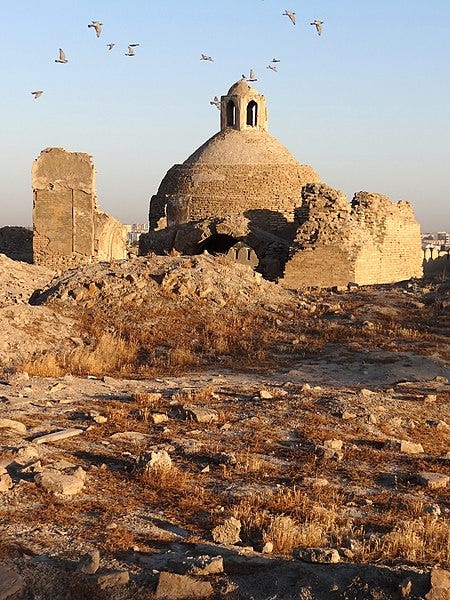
[34,428,84,444]
[78,549,100,574]
[155,572,213,599]
[259,389,273,399]
[184,405,219,424]
[188,555,224,575]
[0,474,13,493]
[152,413,169,424]
[426,568,450,599]
[0,418,26,434]
[110,431,149,444]
[212,517,241,545]
[400,440,424,454]
[303,477,329,488]
[323,439,343,451]
[34,469,85,496]
[139,450,172,473]
[416,472,449,490]
[32,148,127,269]
[293,547,340,564]
[0,564,24,600]
[97,570,129,589]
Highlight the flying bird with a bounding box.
[267,64,278,72]
[248,68,257,82]
[31,90,43,99]
[310,20,324,36]
[129,43,140,47]
[55,48,68,63]
[210,96,221,110]
[271,58,281,63]
[125,45,136,56]
[283,10,296,25]
[88,21,103,38]
[200,53,214,61]
[106,43,115,50]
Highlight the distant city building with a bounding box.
[421,231,450,249]
[126,223,149,245]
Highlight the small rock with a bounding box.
[34,428,84,444]
[155,572,213,599]
[425,394,437,403]
[152,413,169,424]
[259,389,273,399]
[35,469,85,496]
[360,388,375,397]
[416,472,449,490]
[399,578,413,598]
[184,405,219,424]
[110,431,149,444]
[78,549,100,574]
[138,450,172,473]
[293,547,340,564]
[212,517,241,545]
[323,439,343,451]
[426,568,450,599]
[0,564,24,599]
[341,411,357,420]
[188,555,224,575]
[400,440,424,454]
[303,477,329,488]
[0,418,27,434]
[262,541,273,554]
[97,570,129,589]
[0,473,13,493]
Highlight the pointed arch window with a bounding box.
[227,100,236,126]
[246,100,258,127]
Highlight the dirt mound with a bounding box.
[29,253,294,310]
[0,253,54,308]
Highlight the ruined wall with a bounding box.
[281,184,423,289]
[149,163,320,238]
[32,148,127,268]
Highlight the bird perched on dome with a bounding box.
[310,20,324,36]
[88,21,103,37]
[248,68,257,82]
[283,10,296,25]
[55,48,68,63]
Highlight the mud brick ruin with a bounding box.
[32,148,127,269]
[141,78,423,287]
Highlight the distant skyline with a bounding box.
[1,1,449,231]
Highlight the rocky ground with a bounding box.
[0,252,449,599]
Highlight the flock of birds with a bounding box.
[31,20,141,99]
[204,10,324,110]
[31,11,324,103]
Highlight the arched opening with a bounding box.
[196,234,237,255]
[226,100,236,127]
[246,100,258,127]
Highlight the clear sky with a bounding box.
[1,0,449,231]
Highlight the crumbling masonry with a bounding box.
[32,148,127,268]
[141,79,423,287]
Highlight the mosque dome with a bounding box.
[149,80,320,236]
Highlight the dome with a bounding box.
[227,78,256,96]
[184,128,300,166]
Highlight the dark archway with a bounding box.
[246,100,258,127]
[196,234,237,255]
[227,100,236,126]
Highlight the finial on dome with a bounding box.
[220,80,268,132]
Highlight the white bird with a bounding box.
[271,58,281,63]
[210,96,220,110]
[267,64,278,72]
[88,21,103,38]
[248,68,257,82]
[125,45,136,56]
[283,10,296,25]
[31,90,43,99]
[55,48,68,63]
[310,20,324,36]
[106,43,115,50]
[201,53,214,61]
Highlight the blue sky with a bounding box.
[1,0,449,231]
